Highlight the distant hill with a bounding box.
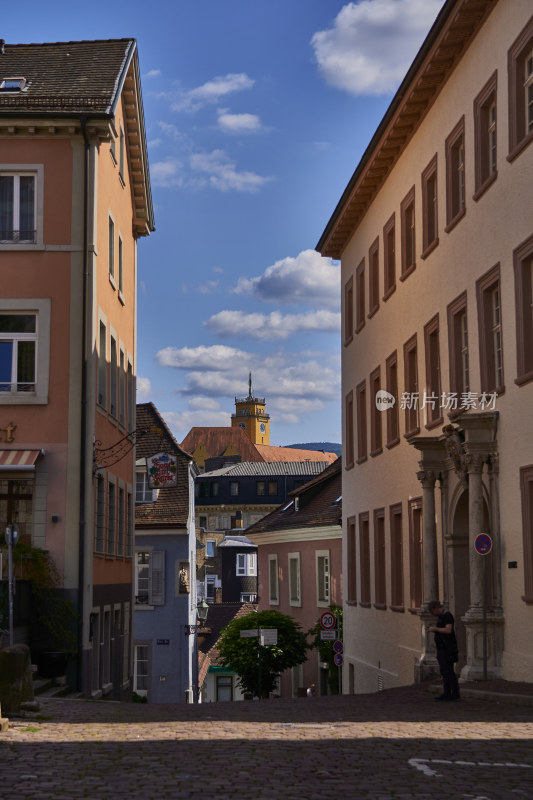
[286,442,342,456]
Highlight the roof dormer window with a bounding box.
[0,77,27,92]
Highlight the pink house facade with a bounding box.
[0,39,154,696]
[247,458,342,696]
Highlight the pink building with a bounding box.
[247,458,342,696]
[0,39,154,696]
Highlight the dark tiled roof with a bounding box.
[246,457,342,535]
[199,461,330,478]
[0,39,135,114]
[135,403,194,529]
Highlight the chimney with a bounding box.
[0,40,5,55]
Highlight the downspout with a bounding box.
[77,115,90,693]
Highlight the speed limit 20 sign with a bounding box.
[320,611,336,630]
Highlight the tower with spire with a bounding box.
[231,372,270,445]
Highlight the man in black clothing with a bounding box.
[427,600,460,701]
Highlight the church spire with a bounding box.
[248,371,253,399]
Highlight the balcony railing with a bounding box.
[0,229,37,243]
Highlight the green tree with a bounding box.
[217,610,309,698]
[308,605,343,694]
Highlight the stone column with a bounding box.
[465,449,486,611]
[418,469,439,606]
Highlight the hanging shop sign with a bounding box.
[147,452,178,488]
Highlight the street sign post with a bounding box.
[475,532,492,680]
[320,630,336,641]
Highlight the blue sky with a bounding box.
[4,0,444,446]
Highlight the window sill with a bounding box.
[0,241,44,251]
[356,456,368,465]
[109,275,117,290]
[344,334,353,347]
[370,447,383,458]
[382,284,396,302]
[118,290,125,306]
[404,426,420,440]
[135,604,155,611]
[407,607,421,614]
[473,171,497,202]
[515,371,533,387]
[386,437,400,450]
[399,263,416,282]
[389,605,405,613]
[367,304,379,320]
[421,238,439,260]
[359,602,371,609]
[0,393,47,405]
[507,130,533,163]
[425,415,444,431]
[344,460,355,471]
[373,603,387,610]
[355,321,365,334]
[445,208,466,234]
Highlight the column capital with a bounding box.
[416,469,438,489]
[463,450,486,474]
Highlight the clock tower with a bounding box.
[231,373,270,445]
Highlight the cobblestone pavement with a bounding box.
[1,685,532,800]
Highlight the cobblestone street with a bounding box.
[1,684,532,800]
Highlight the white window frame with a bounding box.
[316,549,330,607]
[133,642,150,697]
[134,549,165,607]
[0,165,43,249]
[135,465,156,504]
[236,552,257,576]
[0,298,50,404]
[108,214,115,285]
[206,539,216,558]
[268,554,279,605]
[288,552,301,607]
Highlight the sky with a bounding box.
[3,0,445,446]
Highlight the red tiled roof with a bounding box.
[198,602,257,687]
[180,427,263,462]
[256,444,337,464]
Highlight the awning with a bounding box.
[0,449,43,470]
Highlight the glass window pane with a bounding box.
[0,341,13,389]
[19,176,35,238]
[0,314,36,333]
[0,175,14,237]
[17,340,35,389]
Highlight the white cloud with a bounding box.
[169,73,255,112]
[190,149,273,193]
[150,159,184,188]
[205,309,340,340]
[136,376,152,400]
[188,396,221,411]
[311,0,444,95]
[163,409,232,439]
[234,250,340,308]
[196,280,221,295]
[147,138,162,149]
[217,109,263,134]
[155,344,253,371]
[144,69,161,79]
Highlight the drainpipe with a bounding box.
[77,115,90,694]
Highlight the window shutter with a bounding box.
[150,551,165,605]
